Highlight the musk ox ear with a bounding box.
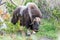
[11,7,20,24]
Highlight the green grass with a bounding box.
[36,19,57,39]
[0,19,57,40]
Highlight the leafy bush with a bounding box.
[6,2,16,14]
[4,21,20,33]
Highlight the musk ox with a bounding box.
[11,3,42,33]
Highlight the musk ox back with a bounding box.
[11,3,42,33]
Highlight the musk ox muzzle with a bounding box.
[31,17,41,32]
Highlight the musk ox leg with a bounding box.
[11,7,21,24]
[26,29,31,36]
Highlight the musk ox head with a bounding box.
[31,17,41,32]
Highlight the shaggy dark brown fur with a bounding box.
[11,3,42,32]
